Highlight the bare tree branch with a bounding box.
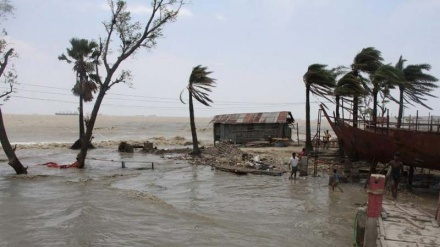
[0,48,13,77]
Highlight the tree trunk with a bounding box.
[397,86,404,128]
[79,93,85,140]
[70,93,86,150]
[336,96,345,158]
[305,86,313,151]
[0,107,27,174]
[189,91,200,154]
[372,87,378,125]
[70,80,87,150]
[335,95,340,120]
[77,87,107,168]
[353,96,358,128]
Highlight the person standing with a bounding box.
[330,169,343,192]
[298,148,307,160]
[298,148,308,177]
[323,130,331,149]
[289,152,299,179]
[389,152,403,199]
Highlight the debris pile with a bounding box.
[190,142,283,175]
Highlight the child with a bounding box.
[331,169,343,192]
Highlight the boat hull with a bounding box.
[321,107,440,170]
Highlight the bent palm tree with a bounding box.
[303,64,336,151]
[352,47,384,124]
[334,71,369,123]
[59,38,99,149]
[392,56,438,128]
[180,65,216,154]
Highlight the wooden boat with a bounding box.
[320,105,440,170]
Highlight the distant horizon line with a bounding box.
[1,113,325,121]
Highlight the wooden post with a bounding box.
[296,123,299,146]
[430,114,433,132]
[416,110,419,131]
[152,162,154,170]
[386,109,389,136]
[122,161,125,168]
[364,174,386,247]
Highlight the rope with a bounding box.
[353,211,360,247]
[353,202,367,247]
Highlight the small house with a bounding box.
[211,111,294,144]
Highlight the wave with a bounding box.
[6,136,211,150]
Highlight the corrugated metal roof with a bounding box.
[211,111,293,124]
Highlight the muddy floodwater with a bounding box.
[0,147,369,247]
[0,115,437,246]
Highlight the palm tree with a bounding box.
[303,64,336,151]
[58,38,99,149]
[352,47,384,124]
[334,71,369,158]
[393,56,438,128]
[334,71,369,124]
[180,65,216,154]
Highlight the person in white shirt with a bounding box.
[289,152,299,179]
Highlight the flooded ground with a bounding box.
[0,147,371,247]
[0,115,438,246]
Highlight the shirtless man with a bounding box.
[389,152,403,199]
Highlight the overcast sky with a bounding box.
[2,0,440,119]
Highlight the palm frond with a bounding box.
[179,88,187,104]
[399,61,439,110]
[335,72,369,97]
[60,38,100,101]
[352,47,384,74]
[395,55,406,71]
[187,65,216,106]
[303,64,336,102]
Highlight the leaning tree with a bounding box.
[303,64,336,151]
[391,56,438,128]
[352,47,384,125]
[180,65,216,155]
[0,0,27,174]
[76,0,184,168]
[334,71,369,122]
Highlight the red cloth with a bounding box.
[40,161,78,169]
